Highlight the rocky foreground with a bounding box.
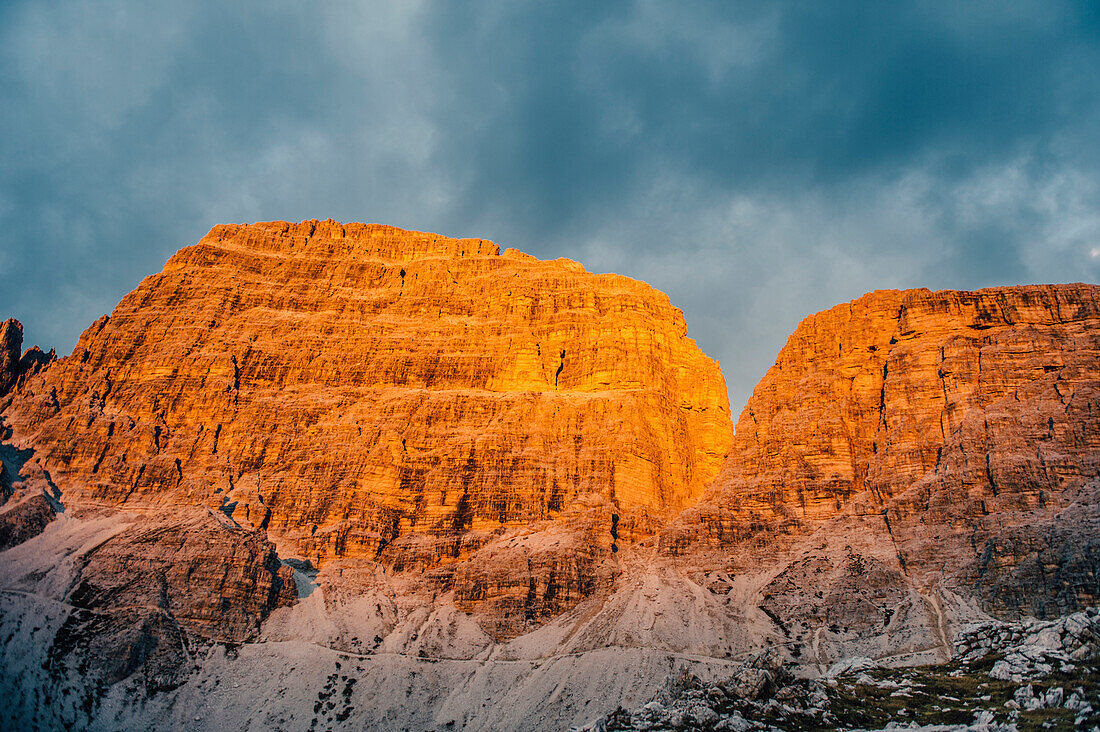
[1,221,1098,730]
[584,609,1100,731]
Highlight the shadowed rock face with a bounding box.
[665,284,1100,619]
[67,512,297,642]
[27,511,297,721]
[0,493,55,550]
[0,319,21,398]
[966,482,1100,617]
[0,319,55,403]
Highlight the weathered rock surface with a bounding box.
[0,492,56,550]
[0,318,21,397]
[448,493,621,639]
[2,223,1099,731]
[65,511,297,642]
[666,284,1100,623]
[2,221,730,575]
[0,318,55,402]
[0,508,296,724]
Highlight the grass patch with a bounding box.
[815,659,1099,732]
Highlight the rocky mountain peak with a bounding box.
[1,226,1097,731]
[1,221,732,635]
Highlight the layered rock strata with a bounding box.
[2,221,1099,731]
[667,284,1100,620]
[3,222,731,551]
[0,220,731,634]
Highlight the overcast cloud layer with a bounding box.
[2,1,1099,413]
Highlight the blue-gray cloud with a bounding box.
[2,0,1098,413]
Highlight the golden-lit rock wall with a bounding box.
[2,220,731,567]
[666,284,1100,580]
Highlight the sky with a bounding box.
[2,1,1099,414]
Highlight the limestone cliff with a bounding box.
[666,284,1100,620]
[0,319,53,402]
[2,226,1099,730]
[0,220,731,634]
[0,319,21,398]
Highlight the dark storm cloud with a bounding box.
[2,1,1099,412]
[422,2,1094,218]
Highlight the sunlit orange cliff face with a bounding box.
[2,221,1100,731]
[1,219,733,629]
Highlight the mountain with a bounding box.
[0,221,1096,731]
[664,285,1100,663]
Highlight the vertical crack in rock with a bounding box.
[229,355,240,406]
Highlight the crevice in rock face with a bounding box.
[90,444,109,475]
[120,464,146,504]
[984,443,999,497]
[524,558,537,622]
[881,509,908,574]
[452,486,473,535]
[548,479,563,513]
[101,370,113,403]
[937,347,951,443]
[554,350,565,387]
[230,355,240,405]
[878,362,888,420]
[759,604,790,637]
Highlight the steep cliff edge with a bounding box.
[666,284,1100,628]
[0,319,22,398]
[0,318,54,405]
[1,219,731,635]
